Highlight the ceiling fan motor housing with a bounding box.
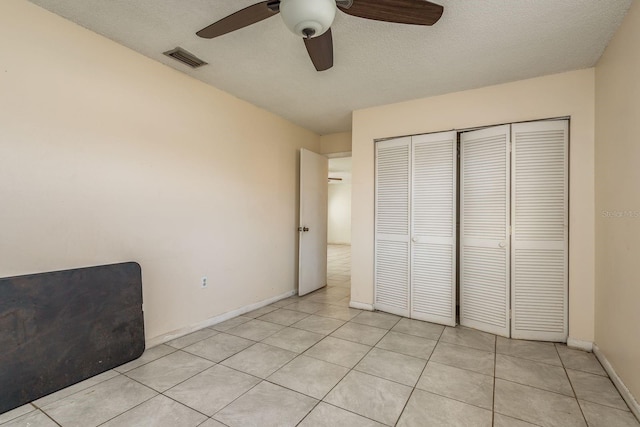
[280,0,337,38]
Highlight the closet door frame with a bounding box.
[374,119,569,340]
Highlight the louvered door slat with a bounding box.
[460,125,511,337]
[511,121,568,341]
[410,132,457,326]
[375,137,411,317]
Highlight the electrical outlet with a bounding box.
[201,276,208,288]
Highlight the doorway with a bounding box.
[327,156,352,290]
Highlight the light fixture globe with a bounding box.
[280,0,337,38]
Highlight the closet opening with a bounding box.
[374,118,569,341]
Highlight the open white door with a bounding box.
[298,148,328,296]
[460,125,511,337]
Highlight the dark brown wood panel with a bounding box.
[0,262,145,413]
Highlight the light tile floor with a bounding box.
[2,245,638,427]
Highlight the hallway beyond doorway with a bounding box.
[327,244,350,289]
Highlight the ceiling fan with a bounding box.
[196,0,443,72]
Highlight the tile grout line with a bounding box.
[260,313,378,425]
[72,372,159,427]
[295,401,385,426]
[92,392,170,427]
[556,343,590,426]
[576,397,636,413]
[404,329,504,413]
[117,344,277,423]
[496,352,565,369]
[121,359,223,416]
[279,306,391,425]
[211,251,392,425]
[286,343,338,427]
[172,295,355,425]
[393,322,445,426]
[490,340,602,425]
[0,404,38,426]
[489,337,544,427]
[39,409,62,427]
[492,332,497,427]
[427,341,494,377]
[208,297,361,425]
[495,377,581,400]
[207,378,265,425]
[114,345,180,374]
[30,371,122,411]
[313,322,390,425]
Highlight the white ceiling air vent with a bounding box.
[163,47,208,69]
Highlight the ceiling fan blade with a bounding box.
[196,1,280,39]
[304,29,334,72]
[338,0,443,26]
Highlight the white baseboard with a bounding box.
[567,337,593,352]
[145,289,296,348]
[349,301,374,311]
[593,344,640,422]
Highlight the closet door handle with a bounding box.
[412,237,419,243]
[498,241,506,248]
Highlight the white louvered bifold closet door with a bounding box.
[460,125,511,337]
[511,121,568,341]
[375,137,411,317]
[410,132,457,326]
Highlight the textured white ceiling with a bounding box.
[28,0,631,135]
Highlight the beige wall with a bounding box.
[328,183,352,245]
[351,69,596,343]
[0,0,319,342]
[595,0,640,401]
[320,132,352,155]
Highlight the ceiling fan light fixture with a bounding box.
[280,0,337,38]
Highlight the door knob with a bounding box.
[498,241,506,248]
[412,237,419,243]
